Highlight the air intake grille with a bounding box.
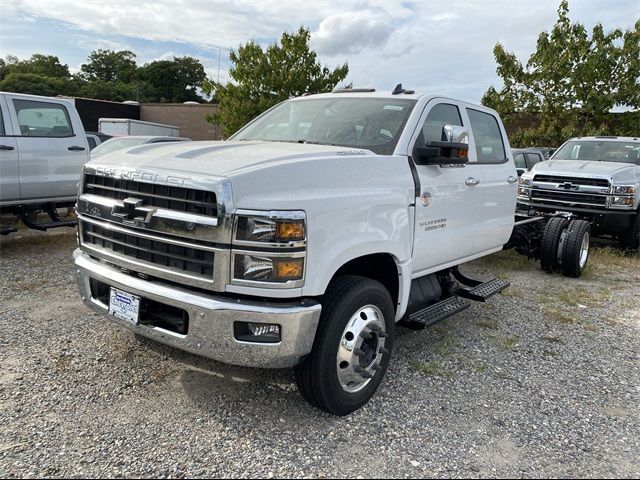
[83,174,217,216]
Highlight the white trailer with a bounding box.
[98,118,180,137]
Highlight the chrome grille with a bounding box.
[530,189,607,207]
[81,220,214,277]
[533,175,610,188]
[83,174,217,216]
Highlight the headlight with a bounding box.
[518,176,532,197]
[235,212,305,244]
[611,185,635,195]
[233,254,304,283]
[611,196,634,206]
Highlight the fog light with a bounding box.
[234,322,281,343]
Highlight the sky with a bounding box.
[1,0,638,103]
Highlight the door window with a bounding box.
[421,104,463,143]
[0,107,5,136]
[526,153,541,168]
[87,137,97,149]
[514,153,526,169]
[13,99,74,137]
[466,109,506,164]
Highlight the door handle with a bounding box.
[465,177,480,186]
[68,146,86,151]
[507,176,518,184]
[0,144,15,151]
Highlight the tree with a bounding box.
[204,27,349,137]
[0,72,79,97]
[79,79,138,102]
[137,56,206,103]
[482,1,640,146]
[0,54,71,80]
[80,49,137,83]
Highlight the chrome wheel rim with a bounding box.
[579,232,590,269]
[336,305,387,394]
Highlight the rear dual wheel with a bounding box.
[540,218,591,277]
[294,275,394,416]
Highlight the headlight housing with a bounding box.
[611,185,635,195]
[518,175,533,197]
[233,254,304,283]
[234,211,306,245]
[231,210,307,288]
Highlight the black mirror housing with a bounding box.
[415,141,469,166]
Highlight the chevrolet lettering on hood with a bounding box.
[93,166,191,186]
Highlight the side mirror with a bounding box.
[415,125,470,166]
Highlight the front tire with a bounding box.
[294,275,395,416]
[561,220,591,277]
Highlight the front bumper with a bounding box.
[74,249,321,368]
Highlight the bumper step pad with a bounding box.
[408,296,470,327]
[458,278,510,302]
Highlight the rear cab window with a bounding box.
[514,153,526,169]
[466,108,506,164]
[13,99,74,137]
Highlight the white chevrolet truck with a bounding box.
[518,136,640,251]
[73,87,593,415]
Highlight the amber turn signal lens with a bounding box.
[457,148,468,159]
[274,258,304,280]
[276,221,305,241]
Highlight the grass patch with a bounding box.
[475,318,499,330]
[413,360,447,377]
[489,334,519,350]
[434,334,458,357]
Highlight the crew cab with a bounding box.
[518,136,640,250]
[0,91,89,234]
[73,87,590,415]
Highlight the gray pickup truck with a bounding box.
[0,91,90,235]
[518,136,640,250]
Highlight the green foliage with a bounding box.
[204,27,349,137]
[78,79,138,102]
[0,50,207,103]
[0,54,71,80]
[80,49,137,83]
[482,1,640,146]
[0,72,79,97]
[137,56,206,103]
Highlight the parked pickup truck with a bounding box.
[518,136,640,250]
[0,91,89,235]
[73,87,593,415]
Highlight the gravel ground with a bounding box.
[1,227,639,478]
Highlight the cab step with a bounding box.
[1,225,17,236]
[457,278,510,302]
[408,296,470,327]
[20,215,76,231]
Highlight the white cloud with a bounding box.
[312,11,395,55]
[3,0,638,103]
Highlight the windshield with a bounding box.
[91,137,149,156]
[552,140,640,165]
[231,97,417,155]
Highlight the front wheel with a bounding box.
[294,275,395,416]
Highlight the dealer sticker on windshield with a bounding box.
[109,288,140,325]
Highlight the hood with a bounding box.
[532,159,637,177]
[86,140,375,178]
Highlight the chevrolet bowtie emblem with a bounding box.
[562,182,579,190]
[112,197,156,224]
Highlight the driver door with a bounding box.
[410,100,483,275]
